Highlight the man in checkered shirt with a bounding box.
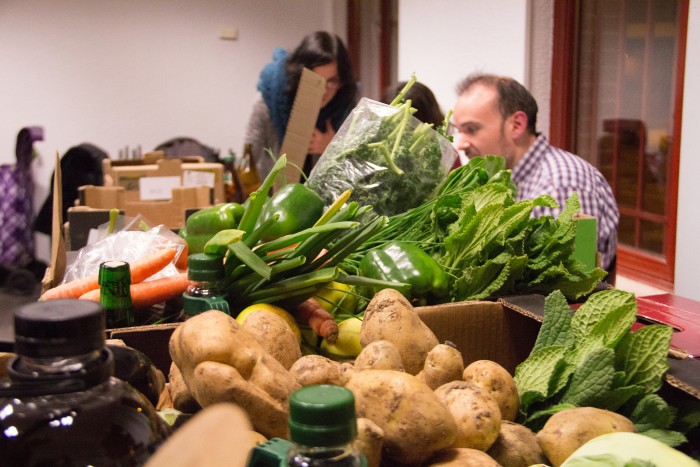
[451,73,619,279]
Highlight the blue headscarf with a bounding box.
[257,48,290,143]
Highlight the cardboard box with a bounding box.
[78,184,211,230]
[103,157,225,205]
[66,207,124,251]
[105,295,699,406]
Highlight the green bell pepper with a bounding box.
[359,241,449,305]
[257,183,324,242]
[179,202,245,254]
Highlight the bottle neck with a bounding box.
[289,442,362,464]
[14,350,103,375]
[7,348,114,394]
[186,280,223,297]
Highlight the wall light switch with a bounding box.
[219,27,238,41]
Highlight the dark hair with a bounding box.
[285,31,356,106]
[456,73,538,134]
[382,81,444,128]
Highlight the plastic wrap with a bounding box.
[62,220,185,284]
[305,97,458,217]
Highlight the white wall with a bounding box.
[397,0,528,118]
[0,0,344,263]
[674,1,700,300]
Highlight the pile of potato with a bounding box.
[163,288,637,467]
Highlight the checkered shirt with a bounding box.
[512,134,619,270]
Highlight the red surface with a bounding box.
[635,293,700,358]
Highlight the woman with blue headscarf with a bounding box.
[244,31,359,180]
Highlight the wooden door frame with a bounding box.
[550,0,688,290]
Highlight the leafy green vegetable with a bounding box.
[305,88,457,217]
[514,289,693,446]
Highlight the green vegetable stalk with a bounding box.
[192,155,405,312]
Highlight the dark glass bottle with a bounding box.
[99,260,134,328]
[0,299,170,466]
[286,385,367,467]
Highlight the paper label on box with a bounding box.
[139,176,181,200]
[182,170,215,189]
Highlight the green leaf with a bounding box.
[615,324,672,393]
[227,240,272,280]
[572,289,637,341]
[631,394,676,431]
[579,302,638,350]
[560,347,615,407]
[521,403,577,431]
[593,385,646,412]
[515,345,569,408]
[532,290,574,352]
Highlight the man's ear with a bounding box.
[509,110,529,139]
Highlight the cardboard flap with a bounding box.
[48,152,67,286]
[279,67,325,185]
[156,158,184,176]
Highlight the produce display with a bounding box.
[158,287,697,466]
[31,80,700,466]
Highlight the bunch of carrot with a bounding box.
[40,247,191,309]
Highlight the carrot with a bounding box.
[293,297,339,343]
[40,247,178,301]
[129,247,178,283]
[80,272,191,309]
[39,273,100,301]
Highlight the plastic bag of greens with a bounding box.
[305,96,458,217]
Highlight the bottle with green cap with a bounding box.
[286,384,367,467]
[99,260,134,328]
[182,252,230,316]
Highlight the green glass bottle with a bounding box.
[182,253,230,316]
[99,260,134,328]
[286,385,367,467]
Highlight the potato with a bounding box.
[434,381,502,451]
[169,310,300,439]
[241,310,302,370]
[289,354,346,386]
[486,421,547,467]
[168,362,202,414]
[353,417,384,467]
[418,343,464,390]
[345,369,457,465]
[353,340,404,372]
[536,407,636,466]
[425,448,501,466]
[462,360,519,422]
[360,288,439,375]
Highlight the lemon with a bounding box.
[236,303,302,343]
[320,317,363,359]
[314,281,357,315]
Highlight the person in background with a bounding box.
[244,31,359,180]
[451,73,619,279]
[382,80,445,128]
